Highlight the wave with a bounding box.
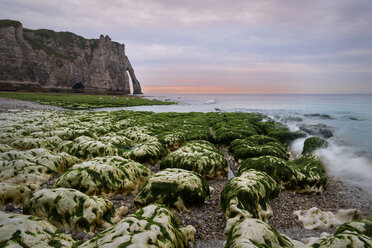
[315,143,372,198]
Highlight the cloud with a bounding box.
[1,0,372,93]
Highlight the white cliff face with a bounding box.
[0,20,142,94]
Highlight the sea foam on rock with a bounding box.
[293,207,362,230]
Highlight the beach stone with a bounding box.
[23,188,115,233]
[54,156,151,197]
[79,204,195,248]
[160,140,228,180]
[75,231,88,240]
[0,211,75,247]
[134,168,210,212]
[221,169,279,223]
[225,217,295,248]
[229,135,290,162]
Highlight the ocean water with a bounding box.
[95,94,372,197]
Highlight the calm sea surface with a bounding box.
[95,94,372,197]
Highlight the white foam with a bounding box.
[316,143,372,198]
[289,137,307,158]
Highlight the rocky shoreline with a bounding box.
[0,97,371,247]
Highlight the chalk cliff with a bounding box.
[0,20,142,94]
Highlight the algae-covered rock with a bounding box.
[0,211,75,247]
[23,188,116,233]
[160,140,228,180]
[302,136,327,156]
[225,217,294,248]
[57,136,118,159]
[294,207,362,230]
[259,121,305,145]
[134,168,210,211]
[123,140,167,165]
[221,169,279,222]
[54,156,151,197]
[162,132,187,150]
[229,135,290,162]
[310,219,372,247]
[0,183,32,209]
[239,156,327,193]
[0,148,79,185]
[214,125,259,145]
[287,157,328,193]
[0,143,13,153]
[80,204,195,248]
[10,136,63,150]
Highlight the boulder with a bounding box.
[54,156,151,197]
[0,210,75,247]
[302,136,327,156]
[229,135,290,162]
[23,188,116,233]
[160,140,228,180]
[239,156,328,193]
[225,217,295,248]
[221,169,279,222]
[134,168,210,212]
[79,204,195,248]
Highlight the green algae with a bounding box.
[302,136,327,156]
[239,155,328,193]
[79,204,195,248]
[160,140,228,180]
[134,168,210,211]
[221,169,279,221]
[23,188,115,233]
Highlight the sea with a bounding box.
[95,94,372,198]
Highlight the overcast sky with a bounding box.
[1,0,372,94]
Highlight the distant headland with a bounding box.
[0,19,142,94]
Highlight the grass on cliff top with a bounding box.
[0,91,175,110]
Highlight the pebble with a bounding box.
[75,232,88,240]
[5,204,14,212]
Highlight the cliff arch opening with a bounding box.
[72,82,84,93]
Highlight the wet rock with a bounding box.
[304,113,333,119]
[299,123,334,139]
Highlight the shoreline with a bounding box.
[1,97,371,247]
